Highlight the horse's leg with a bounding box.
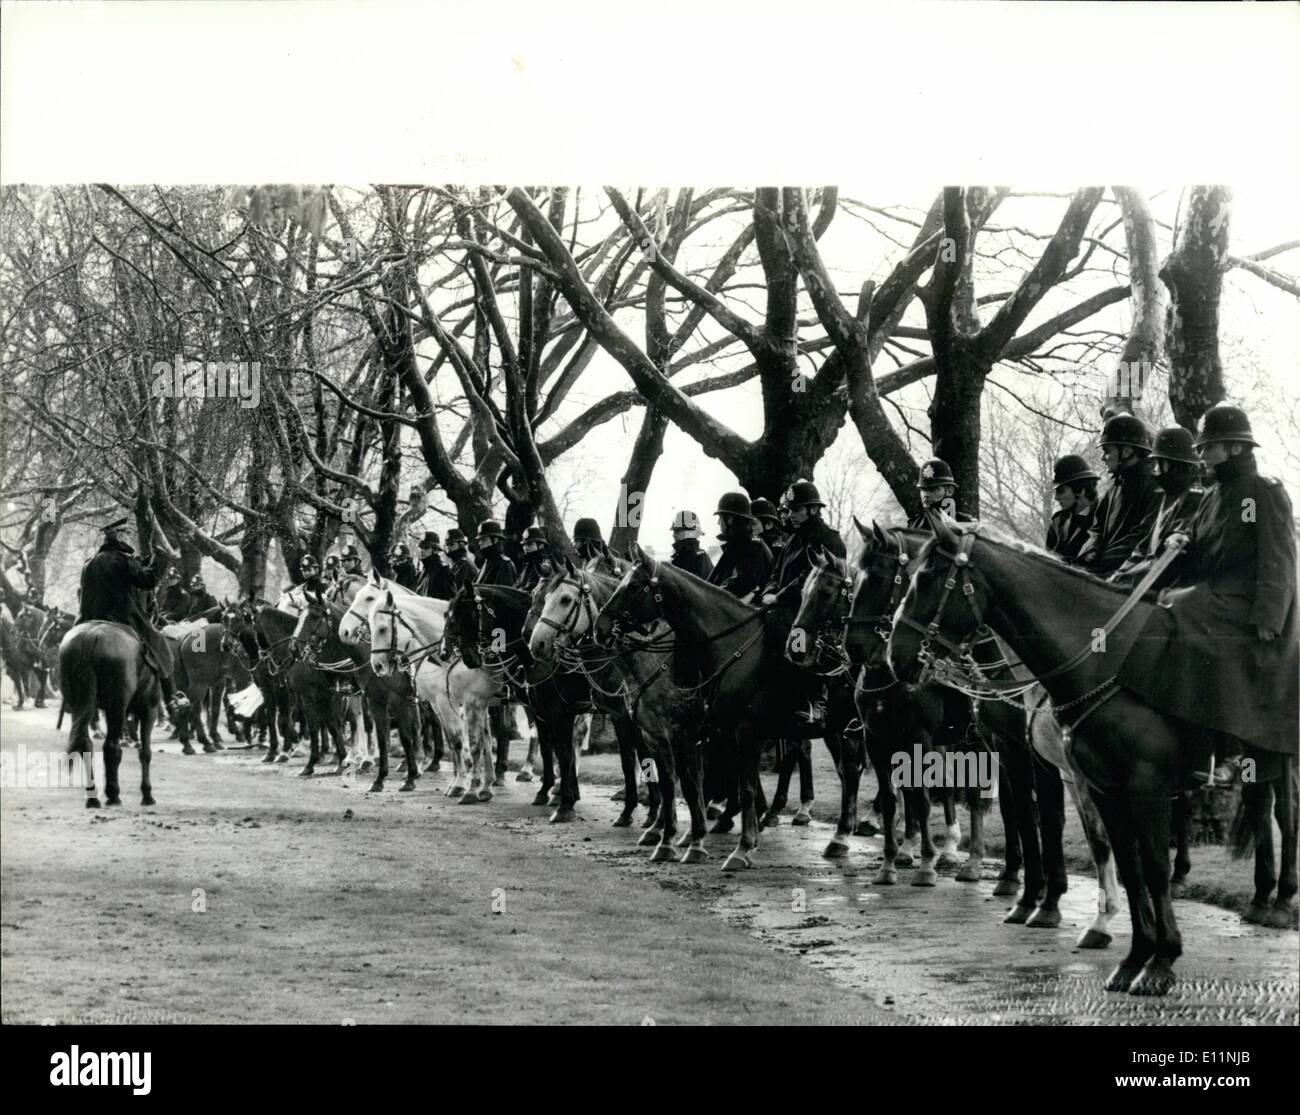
[1090,786,1157,993]
[67,662,100,809]
[994,760,1023,894]
[674,729,710,863]
[1242,774,1278,924]
[957,782,988,883]
[722,723,759,872]
[395,697,421,792]
[368,695,390,792]
[823,730,861,861]
[911,786,939,887]
[138,692,156,806]
[1264,756,1299,928]
[613,715,640,826]
[518,707,539,781]
[648,743,679,862]
[1170,791,1192,897]
[459,701,490,803]
[549,714,579,823]
[1026,758,1067,928]
[208,680,226,746]
[764,741,794,827]
[33,666,48,708]
[870,738,901,885]
[1001,741,1046,922]
[1067,777,1120,949]
[1128,780,1183,997]
[102,685,125,807]
[938,785,962,867]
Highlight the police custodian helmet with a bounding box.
[1099,413,1152,451]
[671,510,702,538]
[1195,403,1258,449]
[715,492,756,520]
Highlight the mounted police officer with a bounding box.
[297,553,327,595]
[323,551,343,588]
[707,492,772,600]
[416,531,456,599]
[1077,413,1161,577]
[185,573,218,619]
[669,510,713,579]
[1110,426,1204,589]
[1127,404,1298,784]
[573,518,611,569]
[752,497,786,560]
[76,517,188,718]
[760,480,846,730]
[1046,454,1100,561]
[339,543,364,578]
[908,458,975,528]
[514,527,555,592]
[474,520,517,587]
[156,565,191,623]
[446,528,478,591]
[390,542,423,591]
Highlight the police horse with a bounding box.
[887,515,1297,995]
[58,621,159,807]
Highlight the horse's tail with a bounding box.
[60,637,98,756]
[1229,784,1258,860]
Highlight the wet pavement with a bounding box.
[512,790,1299,1025]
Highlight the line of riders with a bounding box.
[66,402,1294,825]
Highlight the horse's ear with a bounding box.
[809,547,826,568]
[563,554,576,575]
[853,515,872,543]
[871,520,888,547]
[928,507,957,550]
[634,543,653,570]
[370,568,382,586]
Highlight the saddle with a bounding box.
[161,619,209,642]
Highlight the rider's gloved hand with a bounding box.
[761,594,777,605]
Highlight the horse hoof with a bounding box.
[141,795,156,807]
[399,781,416,793]
[893,850,914,868]
[492,775,506,788]
[1104,964,1140,993]
[1003,904,1034,925]
[1243,902,1270,924]
[515,770,533,782]
[105,796,121,807]
[368,781,384,793]
[298,769,315,778]
[992,876,1020,897]
[85,797,100,809]
[1026,906,1062,929]
[458,790,480,804]
[761,811,781,829]
[275,753,290,764]
[636,828,660,847]
[674,832,693,848]
[445,785,465,798]
[853,818,881,837]
[709,816,734,835]
[610,787,626,802]
[791,807,812,827]
[705,803,722,821]
[937,850,961,867]
[955,862,982,883]
[359,759,374,773]
[527,789,548,806]
[911,867,938,887]
[873,866,898,885]
[680,845,710,865]
[1129,962,1175,997]
[649,844,677,864]
[721,851,752,872]
[550,808,576,824]
[1075,928,1113,950]
[1262,904,1296,929]
[612,813,635,830]
[182,745,196,756]
[260,754,276,764]
[823,838,850,859]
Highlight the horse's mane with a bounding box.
[654,555,755,614]
[929,522,1136,597]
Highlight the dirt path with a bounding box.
[2,705,1295,1025]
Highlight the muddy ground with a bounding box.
[2,704,1296,1025]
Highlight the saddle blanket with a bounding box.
[161,620,209,642]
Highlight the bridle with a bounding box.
[846,530,912,650]
[534,572,600,644]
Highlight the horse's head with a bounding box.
[290,592,334,663]
[887,511,987,685]
[846,518,915,670]
[339,568,386,645]
[444,587,489,670]
[786,547,848,668]
[530,557,599,661]
[367,589,405,677]
[593,545,660,645]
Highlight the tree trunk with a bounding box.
[610,405,669,551]
[1161,186,1231,430]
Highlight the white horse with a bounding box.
[364,587,507,803]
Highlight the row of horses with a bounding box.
[1,603,74,709]
[56,512,1297,998]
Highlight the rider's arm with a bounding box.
[1251,478,1296,639]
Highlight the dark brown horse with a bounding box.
[886,517,1277,994]
[58,621,158,807]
